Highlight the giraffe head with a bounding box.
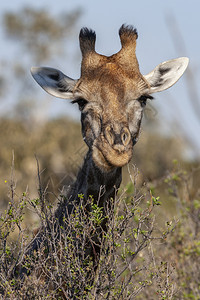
[31,25,188,172]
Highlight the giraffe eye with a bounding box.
[138,96,147,107]
[138,94,154,107]
[72,98,88,111]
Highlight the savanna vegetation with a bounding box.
[0,6,200,299]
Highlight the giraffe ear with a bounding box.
[143,57,189,94]
[31,67,78,99]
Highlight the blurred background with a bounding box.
[0,0,199,211]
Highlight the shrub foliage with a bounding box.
[0,162,199,299]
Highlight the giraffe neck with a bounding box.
[56,150,122,220]
[71,150,122,204]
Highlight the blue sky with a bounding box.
[0,0,200,157]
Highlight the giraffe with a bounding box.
[30,24,188,266]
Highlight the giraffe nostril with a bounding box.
[105,126,114,145]
[122,132,128,143]
[121,128,131,146]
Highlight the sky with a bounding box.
[0,0,200,158]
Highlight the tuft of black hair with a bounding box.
[79,27,96,41]
[119,24,138,40]
[79,27,96,54]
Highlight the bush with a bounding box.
[1,162,199,299]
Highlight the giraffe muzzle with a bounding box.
[92,126,133,171]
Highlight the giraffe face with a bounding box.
[31,25,189,172]
[72,59,150,171]
[78,96,145,171]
